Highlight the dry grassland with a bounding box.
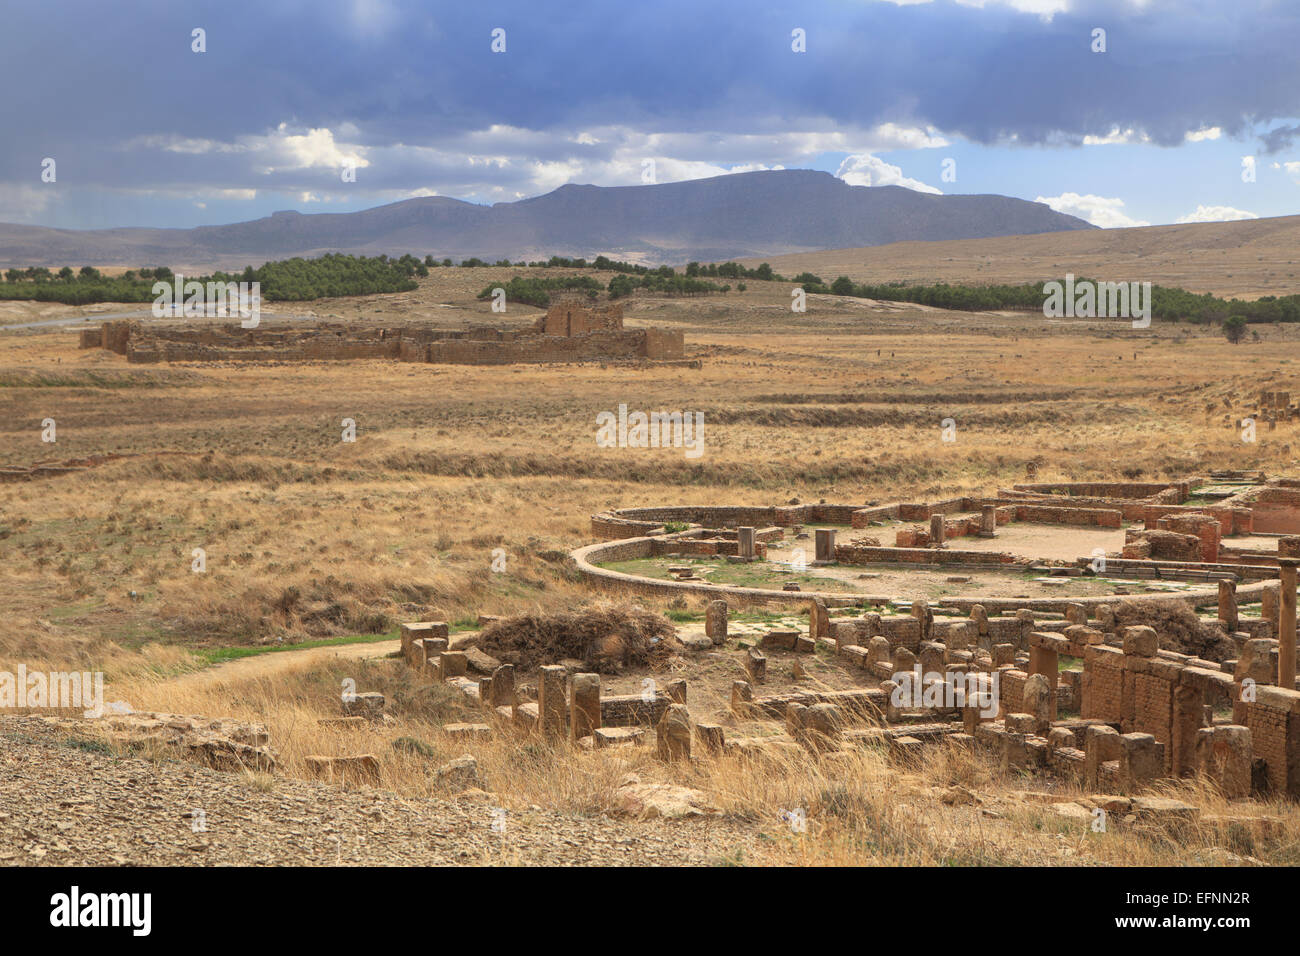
[3,267,1300,865]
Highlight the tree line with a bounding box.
[0,253,424,305]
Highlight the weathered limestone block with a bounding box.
[979,504,998,537]
[1194,725,1252,798]
[665,678,687,703]
[656,704,692,761]
[1085,725,1123,790]
[929,513,945,548]
[705,600,729,644]
[919,641,945,676]
[305,754,380,783]
[1119,733,1164,792]
[695,723,725,753]
[1262,582,1280,626]
[594,726,644,748]
[439,651,469,679]
[443,722,491,740]
[814,528,836,563]
[537,665,567,738]
[489,664,516,711]
[760,630,799,651]
[1121,626,1158,658]
[1022,673,1054,735]
[1065,603,1088,626]
[879,680,901,722]
[912,600,933,641]
[945,621,974,653]
[804,703,844,750]
[809,598,831,641]
[867,635,892,665]
[745,647,767,684]
[1218,579,1239,630]
[731,680,753,716]
[969,604,989,636]
[1048,727,1077,753]
[570,673,602,741]
[422,638,449,678]
[1235,638,1276,685]
[737,526,756,560]
[341,692,385,720]
[1063,624,1104,646]
[401,621,448,659]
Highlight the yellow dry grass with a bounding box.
[3,268,1300,865]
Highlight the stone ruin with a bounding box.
[577,475,1300,612]
[79,297,686,366]
[381,582,1300,807]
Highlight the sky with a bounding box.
[2,0,1299,231]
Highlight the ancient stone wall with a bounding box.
[84,314,687,367]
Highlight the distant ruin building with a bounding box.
[80,296,686,366]
[536,298,624,336]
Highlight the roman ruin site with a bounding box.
[78,298,687,365]
[356,473,1300,816]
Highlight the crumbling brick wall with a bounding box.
[1244,688,1300,797]
[537,299,623,336]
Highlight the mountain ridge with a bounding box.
[0,169,1094,270]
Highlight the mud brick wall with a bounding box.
[834,545,1018,567]
[103,320,135,354]
[1083,645,1124,721]
[1244,688,1300,797]
[1014,504,1122,528]
[78,328,103,348]
[898,497,970,520]
[851,504,901,527]
[1249,487,1300,534]
[880,617,922,651]
[986,616,1029,645]
[601,693,669,726]
[539,300,624,336]
[1125,663,1175,768]
[805,504,862,524]
[1013,481,1186,500]
[591,514,665,540]
[612,505,779,528]
[582,536,654,563]
[1140,504,1235,534]
[398,341,430,362]
[1155,513,1221,561]
[641,328,685,359]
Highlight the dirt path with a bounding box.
[155,638,402,692]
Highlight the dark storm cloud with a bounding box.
[1,0,1297,193]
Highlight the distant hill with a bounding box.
[747,213,1300,300]
[0,169,1093,270]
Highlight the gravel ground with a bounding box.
[0,717,757,867]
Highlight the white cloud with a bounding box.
[836,153,942,194]
[1081,126,1220,147]
[0,183,56,223]
[1035,192,1149,228]
[115,119,952,206]
[1175,204,1258,223]
[1082,127,1151,146]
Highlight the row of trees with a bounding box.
[607,273,727,298]
[799,274,1300,325]
[475,275,604,308]
[0,253,423,304]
